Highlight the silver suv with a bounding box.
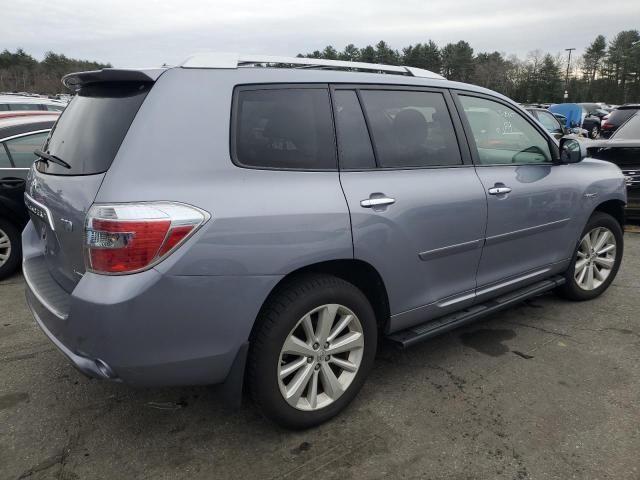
[24,54,626,428]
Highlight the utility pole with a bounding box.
[564,47,576,100]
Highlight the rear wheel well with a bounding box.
[593,200,625,228]
[255,260,390,332]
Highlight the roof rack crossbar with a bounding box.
[180,53,445,79]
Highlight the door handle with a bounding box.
[488,186,512,195]
[360,196,395,208]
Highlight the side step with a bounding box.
[387,276,565,349]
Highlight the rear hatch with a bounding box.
[26,74,158,292]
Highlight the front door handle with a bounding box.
[488,186,512,195]
[360,196,395,208]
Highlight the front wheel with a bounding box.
[558,212,623,301]
[247,273,377,428]
[590,125,600,139]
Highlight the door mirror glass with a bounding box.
[559,138,584,163]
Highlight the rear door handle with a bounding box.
[360,196,395,208]
[488,186,512,195]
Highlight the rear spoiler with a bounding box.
[62,68,167,90]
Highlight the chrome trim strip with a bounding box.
[24,192,55,231]
[436,291,476,308]
[0,129,51,143]
[476,268,551,297]
[419,238,483,261]
[485,218,570,246]
[23,260,67,320]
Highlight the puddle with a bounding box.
[459,329,516,356]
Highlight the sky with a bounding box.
[2,0,639,68]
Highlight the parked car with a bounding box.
[0,111,58,279]
[578,103,610,121]
[0,94,66,112]
[549,103,602,138]
[601,104,640,139]
[24,55,626,428]
[525,107,566,139]
[587,112,640,219]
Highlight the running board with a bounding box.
[387,276,565,349]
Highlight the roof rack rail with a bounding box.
[180,53,445,80]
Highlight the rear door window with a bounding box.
[5,132,49,168]
[38,81,151,175]
[232,88,336,170]
[358,90,462,168]
[332,90,376,169]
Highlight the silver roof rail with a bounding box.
[180,53,445,80]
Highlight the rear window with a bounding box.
[37,82,150,175]
[607,108,637,127]
[232,88,336,170]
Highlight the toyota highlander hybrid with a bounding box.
[23,54,626,428]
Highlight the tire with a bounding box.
[590,125,600,139]
[0,219,21,281]
[557,212,623,301]
[247,273,377,428]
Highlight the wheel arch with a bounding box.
[251,259,391,336]
[592,199,625,228]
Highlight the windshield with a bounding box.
[36,81,151,175]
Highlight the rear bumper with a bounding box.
[26,287,118,380]
[22,222,281,387]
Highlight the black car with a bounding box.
[525,107,566,139]
[577,105,603,139]
[0,112,58,279]
[578,103,610,121]
[588,112,640,219]
[601,104,640,139]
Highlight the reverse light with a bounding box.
[85,202,209,274]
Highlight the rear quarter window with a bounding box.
[232,88,336,170]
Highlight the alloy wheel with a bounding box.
[277,303,364,411]
[0,228,11,268]
[574,227,616,291]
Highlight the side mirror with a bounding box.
[559,138,584,164]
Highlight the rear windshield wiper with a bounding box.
[34,149,71,169]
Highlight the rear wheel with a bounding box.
[558,212,623,301]
[248,273,377,428]
[590,125,600,139]
[0,219,21,280]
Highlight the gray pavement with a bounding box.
[1,234,639,479]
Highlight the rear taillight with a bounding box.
[85,202,209,274]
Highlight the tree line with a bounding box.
[1,29,638,103]
[0,49,111,94]
[299,30,640,105]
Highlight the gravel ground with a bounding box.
[1,233,639,480]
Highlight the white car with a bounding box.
[0,94,66,112]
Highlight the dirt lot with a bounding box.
[1,234,639,480]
